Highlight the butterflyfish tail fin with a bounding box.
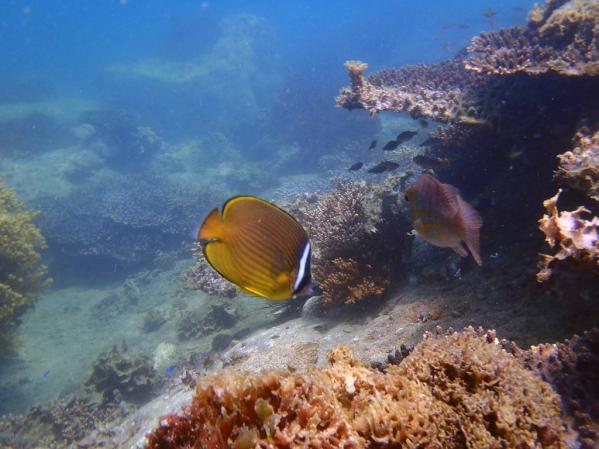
[198,208,224,241]
[458,197,483,266]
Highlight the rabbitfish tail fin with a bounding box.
[458,197,483,266]
[198,208,225,241]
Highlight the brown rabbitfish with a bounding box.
[406,173,482,265]
[198,196,312,300]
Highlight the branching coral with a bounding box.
[295,178,409,306]
[555,126,599,202]
[465,0,599,76]
[537,189,599,282]
[144,328,569,448]
[0,180,50,355]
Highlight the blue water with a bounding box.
[0,0,542,438]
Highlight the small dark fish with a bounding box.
[413,155,451,171]
[396,130,418,144]
[368,139,377,150]
[348,162,363,171]
[42,370,49,377]
[367,161,400,174]
[165,366,176,377]
[382,140,400,151]
[418,119,428,128]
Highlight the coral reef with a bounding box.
[292,178,409,306]
[145,328,568,448]
[555,126,599,202]
[35,174,215,279]
[537,189,599,282]
[465,0,599,76]
[84,340,160,406]
[176,302,239,341]
[0,395,125,449]
[510,328,599,448]
[0,180,50,355]
[79,109,168,169]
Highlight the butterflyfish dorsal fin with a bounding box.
[198,208,225,241]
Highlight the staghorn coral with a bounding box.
[465,0,599,76]
[0,180,50,355]
[84,340,160,406]
[145,328,568,448]
[537,189,599,282]
[510,328,599,448]
[295,178,409,306]
[555,126,599,202]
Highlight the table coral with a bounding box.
[555,126,599,202]
[0,180,50,355]
[537,189,599,282]
[336,54,490,123]
[144,328,569,448]
[465,0,599,76]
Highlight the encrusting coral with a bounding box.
[465,0,599,76]
[537,189,599,282]
[0,180,50,354]
[145,327,569,448]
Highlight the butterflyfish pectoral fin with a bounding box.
[198,208,224,241]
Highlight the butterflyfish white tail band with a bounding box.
[294,241,311,293]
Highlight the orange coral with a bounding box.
[537,189,599,282]
[145,329,568,448]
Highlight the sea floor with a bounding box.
[1,244,597,446]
